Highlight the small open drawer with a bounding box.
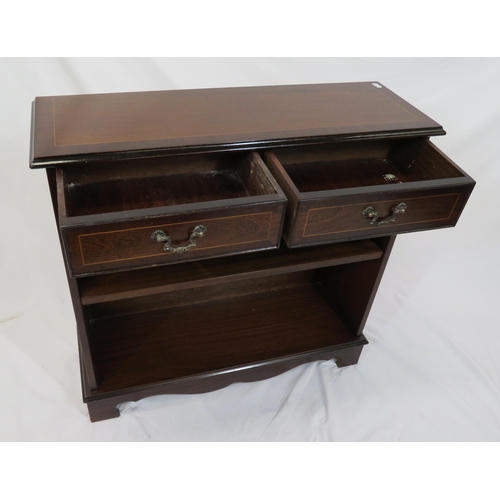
[264,138,475,247]
[56,152,286,276]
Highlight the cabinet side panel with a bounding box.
[47,169,98,389]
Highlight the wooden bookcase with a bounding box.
[31,82,474,421]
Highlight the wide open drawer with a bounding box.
[264,138,475,247]
[56,151,286,276]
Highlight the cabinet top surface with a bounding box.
[30,82,444,168]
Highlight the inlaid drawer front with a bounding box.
[299,191,462,244]
[65,211,276,275]
[264,138,475,247]
[56,151,286,276]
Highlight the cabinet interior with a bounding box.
[274,138,465,192]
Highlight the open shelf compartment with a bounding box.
[83,237,388,397]
[88,278,355,394]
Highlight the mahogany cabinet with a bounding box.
[30,82,474,422]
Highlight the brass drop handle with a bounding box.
[362,203,407,226]
[151,225,208,253]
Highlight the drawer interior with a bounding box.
[62,151,279,217]
[273,138,465,192]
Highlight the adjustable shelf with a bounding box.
[79,239,383,305]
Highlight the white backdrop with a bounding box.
[1,58,499,443]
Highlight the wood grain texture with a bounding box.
[31,82,444,167]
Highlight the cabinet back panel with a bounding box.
[88,271,316,319]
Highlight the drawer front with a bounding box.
[63,205,284,276]
[288,186,472,247]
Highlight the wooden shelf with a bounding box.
[89,281,356,395]
[80,239,383,305]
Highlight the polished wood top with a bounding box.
[30,82,444,168]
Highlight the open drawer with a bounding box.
[56,151,286,277]
[264,138,475,247]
